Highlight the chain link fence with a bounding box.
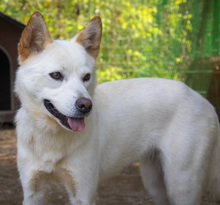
[1,0,220,96]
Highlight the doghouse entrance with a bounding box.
[0,48,11,111]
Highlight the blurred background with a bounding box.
[0,1,220,204]
[0,0,220,121]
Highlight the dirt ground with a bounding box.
[0,125,219,205]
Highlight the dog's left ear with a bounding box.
[75,16,102,59]
[18,12,53,63]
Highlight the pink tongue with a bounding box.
[67,117,85,131]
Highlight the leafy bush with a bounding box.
[1,0,214,84]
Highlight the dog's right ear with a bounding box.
[18,12,53,63]
[75,16,102,59]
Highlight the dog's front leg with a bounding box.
[67,192,97,205]
[62,171,98,205]
[22,190,47,205]
[58,164,99,205]
[19,169,48,205]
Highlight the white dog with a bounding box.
[15,12,220,205]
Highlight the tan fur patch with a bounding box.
[30,168,76,196]
[57,168,76,196]
[29,136,35,146]
[30,171,51,193]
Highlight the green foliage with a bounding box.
[0,0,215,84]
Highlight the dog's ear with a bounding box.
[75,16,102,59]
[18,12,53,63]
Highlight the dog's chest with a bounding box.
[17,130,75,171]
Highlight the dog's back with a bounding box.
[94,78,220,204]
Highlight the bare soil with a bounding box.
[0,125,219,205]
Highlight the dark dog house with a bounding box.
[0,12,25,123]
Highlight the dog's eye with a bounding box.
[49,72,63,80]
[83,73,91,82]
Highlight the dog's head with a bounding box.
[15,12,102,131]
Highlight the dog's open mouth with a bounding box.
[44,100,85,131]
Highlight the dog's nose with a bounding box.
[76,98,92,114]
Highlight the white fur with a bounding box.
[15,16,220,205]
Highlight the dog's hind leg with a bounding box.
[162,160,203,205]
[161,142,209,205]
[140,150,170,205]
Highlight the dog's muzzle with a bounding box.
[44,98,92,131]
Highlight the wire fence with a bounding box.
[1,0,220,96]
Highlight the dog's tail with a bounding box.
[207,120,220,200]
